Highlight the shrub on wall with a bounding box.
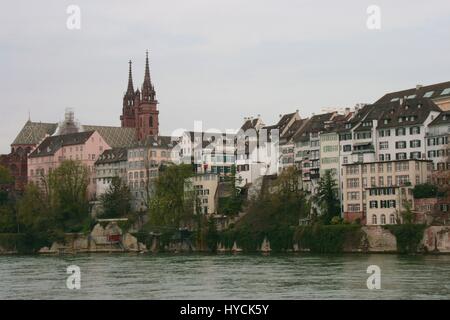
[385,224,426,253]
[294,225,363,253]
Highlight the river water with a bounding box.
[0,253,449,299]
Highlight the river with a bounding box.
[0,253,449,299]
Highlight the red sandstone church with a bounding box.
[0,52,160,192]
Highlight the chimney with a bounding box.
[416,84,423,91]
[344,107,350,116]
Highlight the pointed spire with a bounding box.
[126,60,134,95]
[142,50,155,102]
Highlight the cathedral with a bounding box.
[121,51,160,140]
[1,51,161,192]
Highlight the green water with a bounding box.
[0,253,449,299]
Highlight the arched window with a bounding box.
[389,214,396,224]
[372,214,377,225]
[381,214,386,225]
[149,116,153,128]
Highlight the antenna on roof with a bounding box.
[28,109,31,122]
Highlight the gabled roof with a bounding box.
[428,111,450,127]
[131,135,177,149]
[12,121,58,146]
[292,112,335,142]
[280,119,306,141]
[95,148,128,165]
[375,81,450,104]
[240,118,260,132]
[29,131,95,158]
[376,98,440,129]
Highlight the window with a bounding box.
[371,177,376,187]
[390,214,396,224]
[396,141,406,149]
[379,129,390,137]
[347,204,361,212]
[396,153,407,160]
[343,145,352,152]
[410,140,421,148]
[395,128,406,136]
[396,175,409,186]
[379,141,389,150]
[441,88,450,95]
[369,201,378,208]
[347,178,359,188]
[381,214,386,225]
[387,176,393,186]
[347,192,360,200]
[410,127,420,135]
[372,215,377,225]
[378,176,384,186]
[410,152,421,159]
[346,165,359,175]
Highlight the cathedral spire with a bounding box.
[142,50,155,102]
[126,60,134,95]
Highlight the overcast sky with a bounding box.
[1,0,450,153]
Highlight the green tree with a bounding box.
[18,160,90,238]
[99,177,131,218]
[147,164,195,229]
[46,160,90,232]
[0,165,17,233]
[400,200,414,224]
[315,170,340,225]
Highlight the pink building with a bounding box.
[28,131,111,199]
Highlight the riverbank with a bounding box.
[1,224,449,255]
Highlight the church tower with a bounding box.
[136,50,159,140]
[120,51,159,140]
[120,60,137,128]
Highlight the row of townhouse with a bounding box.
[272,82,450,225]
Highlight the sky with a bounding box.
[1,0,450,153]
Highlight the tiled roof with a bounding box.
[82,125,136,148]
[376,98,440,129]
[95,148,128,165]
[280,119,306,141]
[131,135,177,149]
[29,131,95,158]
[375,81,450,104]
[240,118,260,131]
[428,111,450,127]
[12,121,58,146]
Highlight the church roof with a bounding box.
[12,121,58,146]
[11,121,137,149]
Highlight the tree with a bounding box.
[0,165,13,205]
[99,177,131,218]
[400,200,414,224]
[315,170,340,225]
[45,160,90,232]
[0,165,17,233]
[147,164,195,229]
[18,160,90,237]
[412,183,438,199]
[218,165,243,216]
